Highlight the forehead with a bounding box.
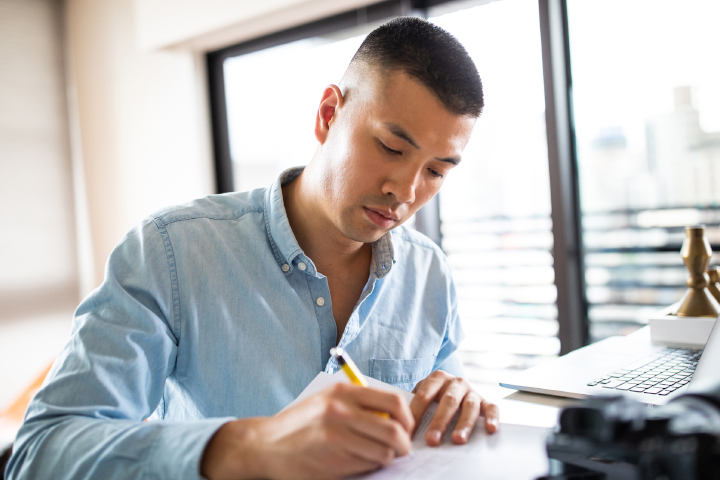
[359,70,475,152]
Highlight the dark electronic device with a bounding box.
[538,381,720,480]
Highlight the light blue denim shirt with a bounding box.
[7,168,464,480]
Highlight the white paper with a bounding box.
[287,372,550,479]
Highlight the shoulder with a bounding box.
[149,188,267,226]
[391,225,444,256]
[390,225,451,273]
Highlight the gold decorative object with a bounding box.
[671,226,720,317]
[708,267,720,303]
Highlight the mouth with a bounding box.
[363,207,399,228]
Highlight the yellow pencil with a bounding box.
[330,347,389,418]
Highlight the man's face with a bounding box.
[315,69,475,244]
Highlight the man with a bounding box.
[7,16,498,480]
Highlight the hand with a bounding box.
[201,382,415,480]
[410,370,499,447]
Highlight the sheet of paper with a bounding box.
[352,410,549,479]
[287,372,550,479]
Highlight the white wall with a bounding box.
[135,0,379,51]
[65,0,215,290]
[0,0,78,319]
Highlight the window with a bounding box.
[567,0,720,341]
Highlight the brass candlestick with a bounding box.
[708,267,720,303]
[671,226,720,317]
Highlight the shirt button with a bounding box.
[298,262,307,271]
[316,297,325,307]
[281,264,290,272]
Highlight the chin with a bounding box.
[341,222,388,244]
[336,208,401,243]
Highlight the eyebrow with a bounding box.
[383,122,461,166]
[385,123,420,149]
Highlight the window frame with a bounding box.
[205,0,589,354]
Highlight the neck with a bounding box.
[282,167,371,273]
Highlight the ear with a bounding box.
[314,84,343,144]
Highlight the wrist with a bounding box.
[201,418,267,480]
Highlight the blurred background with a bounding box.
[1,0,719,438]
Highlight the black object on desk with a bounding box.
[537,381,720,480]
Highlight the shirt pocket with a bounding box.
[369,355,437,392]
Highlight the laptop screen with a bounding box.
[688,317,720,393]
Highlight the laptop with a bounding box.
[499,318,720,406]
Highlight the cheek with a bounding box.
[334,136,381,186]
[318,152,361,208]
[319,126,385,206]
[413,181,442,209]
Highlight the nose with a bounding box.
[381,164,420,205]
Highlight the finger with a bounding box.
[426,378,469,446]
[339,429,398,468]
[347,409,412,457]
[450,391,481,444]
[481,400,500,433]
[409,371,452,432]
[337,384,415,434]
[331,450,385,479]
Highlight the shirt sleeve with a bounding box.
[6,218,233,480]
[433,269,466,378]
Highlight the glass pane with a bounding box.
[429,0,558,396]
[568,0,720,341]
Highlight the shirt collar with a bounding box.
[264,167,395,278]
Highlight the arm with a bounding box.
[6,219,232,480]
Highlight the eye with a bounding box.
[378,140,401,155]
[428,168,444,179]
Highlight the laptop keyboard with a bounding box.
[587,347,702,396]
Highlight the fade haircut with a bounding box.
[350,16,483,117]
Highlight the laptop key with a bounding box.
[623,356,661,370]
[630,386,647,392]
[644,387,663,394]
[602,379,627,389]
[615,384,633,391]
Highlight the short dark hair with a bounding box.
[351,16,483,117]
